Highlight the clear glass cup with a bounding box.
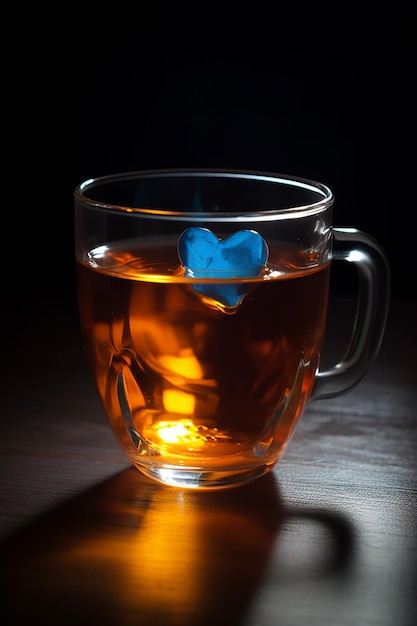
[74,169,390,489]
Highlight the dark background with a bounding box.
[5,4,414,299]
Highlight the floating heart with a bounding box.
[178,227,268,310]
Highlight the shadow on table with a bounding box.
[1,468,355,626]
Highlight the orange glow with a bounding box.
[158,350,203,379]
[162,389,196,415]
[151,419,206,448]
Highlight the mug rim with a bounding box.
[74,168,334,221]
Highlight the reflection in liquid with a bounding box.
[1,469,354,626]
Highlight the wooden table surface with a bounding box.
[1,289,416,626]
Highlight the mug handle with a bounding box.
[312,228,391,400]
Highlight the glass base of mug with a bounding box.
[132,461,276,490]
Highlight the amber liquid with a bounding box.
[77,240,330,480]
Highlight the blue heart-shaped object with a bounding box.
[178,227,268,309]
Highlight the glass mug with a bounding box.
[74,170,390,489]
